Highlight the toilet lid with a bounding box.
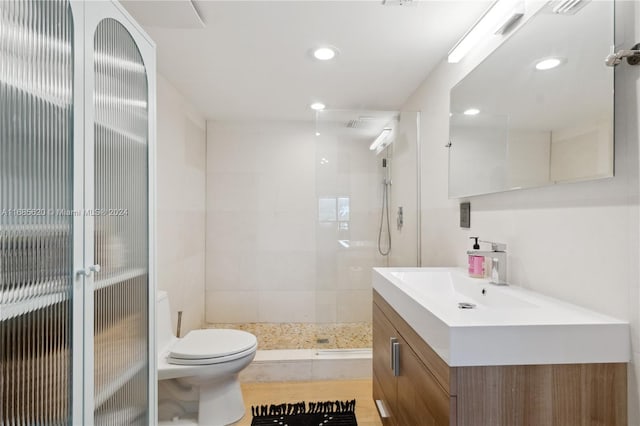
[168,329,257,360]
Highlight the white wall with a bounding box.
[205,121,385,324]
[156,74,207,335]
[402,1,640,421]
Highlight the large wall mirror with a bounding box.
[448,1,614,198]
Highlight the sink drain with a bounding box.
[458,302,476,309]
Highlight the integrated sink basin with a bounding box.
[373,267,629,366]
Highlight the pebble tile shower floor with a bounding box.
[206,322,372,350]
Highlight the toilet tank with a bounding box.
[156,290,176,353]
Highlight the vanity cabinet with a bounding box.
[373,293,454,426]
[372,290,627,426]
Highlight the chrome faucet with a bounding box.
[467,240,508,285]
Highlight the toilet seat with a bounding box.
[167,329,257,365]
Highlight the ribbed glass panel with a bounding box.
[0,0,74,424]
[92,18,149,425]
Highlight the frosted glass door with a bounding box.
[91,18,149,425]
[0,0,75,423]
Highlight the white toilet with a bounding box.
[157,291,257,426]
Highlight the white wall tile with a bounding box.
[206,211,258,251]
[255,251,316,291]
[206,291,259,323]
[207,172,258,212]
[258,291,315,323]
[206,121,386,326]
[205,249,258,291]
[315,291,337,324]
[156,74,206,334]
[337,290,372,323]
[256,212,315,251]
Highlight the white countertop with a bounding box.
[373,267,630,367]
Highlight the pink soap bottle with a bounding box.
[468,237,484,278]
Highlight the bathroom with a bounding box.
[1,0,639,425]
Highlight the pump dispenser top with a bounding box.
[469,237,480,250]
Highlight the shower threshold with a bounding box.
[240,348,372,383]
[206,322,373,382]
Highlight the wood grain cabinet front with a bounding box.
[372,290,627,426]
[373,300,453,426]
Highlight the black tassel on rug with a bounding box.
[251,399,357,426]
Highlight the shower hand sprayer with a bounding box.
[378,158,392,256]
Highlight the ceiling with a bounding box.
[122,0,490,121]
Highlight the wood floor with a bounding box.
[235,379,383,426]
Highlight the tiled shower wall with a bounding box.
[205,121,386,324]
[156,75,207,335]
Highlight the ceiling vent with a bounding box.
[346,116,376,129]
[548,0,590,15]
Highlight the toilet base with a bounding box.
[196,374,246,426]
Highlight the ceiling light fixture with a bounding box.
[448,0,525,64]
[313,46,337,61]
[310,102,326,111]
[535,57,563,70]
[463,108,480,116]
[369,128,393,151]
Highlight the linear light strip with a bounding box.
[448,0,524,64]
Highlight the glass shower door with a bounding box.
[314,110,394,350]
[90,16,149,425]
[313,110,420,352]
[0,0,75,423]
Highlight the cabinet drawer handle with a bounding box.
[392,341,400,376]
[390,337,398,370]
[375,399,390,418]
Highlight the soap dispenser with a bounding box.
[468,237,484,278]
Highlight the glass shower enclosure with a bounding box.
[313,109,420,351]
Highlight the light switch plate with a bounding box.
[460,202,470,228]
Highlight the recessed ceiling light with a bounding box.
[535,58,563,70]
[463,108,480,116]
[310,102,326,111]
[313,46,337,61]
